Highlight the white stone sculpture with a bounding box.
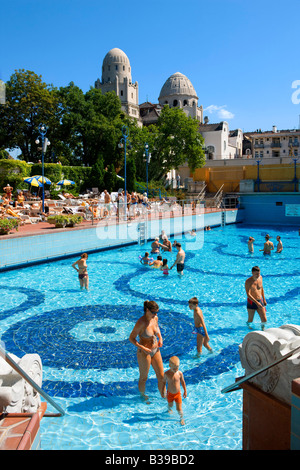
[0,351,42,413]
[239,324,300,405]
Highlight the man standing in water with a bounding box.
[259,234,274,255]
[245,266,267,330]
[276,236,283,253]
[170,243,185,275]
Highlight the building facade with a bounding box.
[198,122,243,160]
[245,126,300,159]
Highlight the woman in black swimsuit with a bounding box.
[129,300,164,398]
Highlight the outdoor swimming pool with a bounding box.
[0,223,299,450]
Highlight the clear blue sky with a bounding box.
[1,0,300,132]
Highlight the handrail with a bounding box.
[0,344,65,417]
[196,184,206,201]
[214,184,224,199]
[221,343,300,394]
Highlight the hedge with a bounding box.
[0,159,93,195]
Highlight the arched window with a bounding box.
[183,100,188,106]
[173,99,178,107]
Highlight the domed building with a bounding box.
[158,72,203,122]
[95,48,142,125]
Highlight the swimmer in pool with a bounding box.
[259,235,274,255]
[248,236,255,253]
[160,236,172,252]
[151,238,163,254]
[170,243,185,275]
[160,258,170,275]
[161,356,187,425]
[276,236,283,253]
[188,297,212,354]
[245,266,267,330]
[72,253,89,290]
[140,252,152,265]
[129,301,164,399]
[149,255,163,268]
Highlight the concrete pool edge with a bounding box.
[0,210,242,271]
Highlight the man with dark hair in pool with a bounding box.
[170,243,185,275]
[245,266,267,330]
[276,236,283,253]
[259,234,274,255]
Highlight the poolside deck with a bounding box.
[1,206,230,240]
[0,403,47,450]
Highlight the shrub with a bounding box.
[47,214,83,228]
[0,218,21,234]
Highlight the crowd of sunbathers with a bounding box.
[0,183,188,226]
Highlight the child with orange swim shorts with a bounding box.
[161,356,187,425]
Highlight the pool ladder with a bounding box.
[220,200,226,227]
[221,343,300,394]
[138,221,147,245]
[0,344,65,418]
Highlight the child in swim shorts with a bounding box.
[189,297,213,355]
[161,356,187,425]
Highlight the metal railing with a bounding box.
[0,344,65,417]
[221,343,300,394]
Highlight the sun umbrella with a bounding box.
[23,176,43,187]
[23,175,52,186]
[56,179,75,186]
[36,176,52,185]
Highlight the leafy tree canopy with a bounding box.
[0,71,206,187]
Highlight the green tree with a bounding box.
[104,164,117,192]
[0,70,60,162]
[55,84,125,167]
[153,106,205,178]
[90,156,105,190]
[126,157,136,193]
[128,106,205,183]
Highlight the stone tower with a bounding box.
[95,47,141,124]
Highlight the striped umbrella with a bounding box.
[23,176,43,187]
[23,175,52,186]
[56,179,75,186]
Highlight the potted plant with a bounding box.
[46,214,83,228]
[47,215,68,228]
[66,215,83,227]
[0,218,21,235]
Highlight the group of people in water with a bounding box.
[70,228,289,424]
[248,233,283,254]
[139,233,186,276]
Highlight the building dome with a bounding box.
[103,48,130,66]
[101,48,132,83]
[158,72,198,101]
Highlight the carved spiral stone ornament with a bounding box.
[0,352,42,413]
[241,332,280,393]
[239,325,300,404]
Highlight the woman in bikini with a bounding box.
[72,253,89,290]
[129,300,164,399]
[151,238,163,254]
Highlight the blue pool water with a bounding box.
[0,223,299,450]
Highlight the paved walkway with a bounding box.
[1,207,229,240]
